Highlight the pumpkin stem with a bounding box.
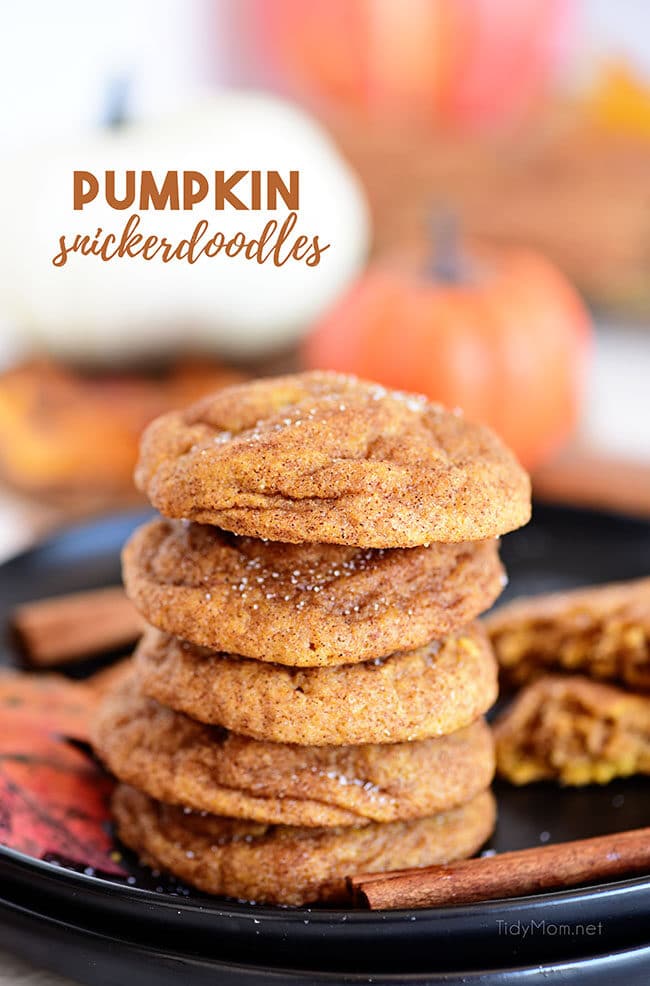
[103,75,131,130]
[429,208,465,283]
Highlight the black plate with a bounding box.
[1,504,650,984]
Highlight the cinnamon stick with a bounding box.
[11,587,144,667]
[351,827,650,910]
[532,449,650,519]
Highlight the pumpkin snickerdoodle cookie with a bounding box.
[98,369,524,903]
[494,674,650,787]
[112,784,496,906]
[123,517,504,665]
[486,577,650,691]
[134,623,498,746]
[93,677,494,827]
[135,372,530,547]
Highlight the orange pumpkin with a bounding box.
[303,237,591,470]
[249,0,574,131]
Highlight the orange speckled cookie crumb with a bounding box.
[494,674,650,786]
[486,578,650,691]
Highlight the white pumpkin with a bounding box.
[0,92,369,363]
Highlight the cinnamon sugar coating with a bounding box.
[134,372,530,547]
[112,784,496,905]
[93,675,494,827]
[123,517,504,665]
[134,623,498,746]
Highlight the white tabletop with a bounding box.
[0,953,76,985]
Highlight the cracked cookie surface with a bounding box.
[135,372,531,547]
[494,674,650,786]
[123,517,504,665]
[112,784,496,905]
[135,623,498,746]
[93,675,494,827]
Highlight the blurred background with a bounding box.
[1,0,649,559]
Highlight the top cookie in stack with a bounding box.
[99,372,531,905]
[134,371,529,548]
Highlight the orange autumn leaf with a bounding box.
[0,670,126,875]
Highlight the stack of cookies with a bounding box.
[93,372,531,905]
